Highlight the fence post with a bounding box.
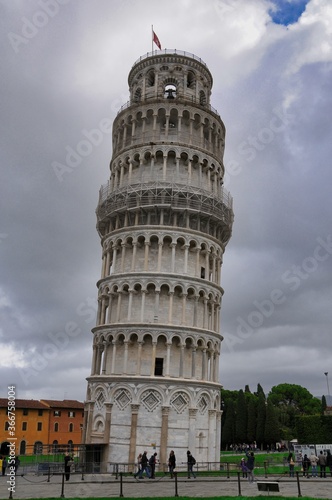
[226,462,230,478]
[47,466,51,482]
[264,461,268,478]
[174,471,179,497]
[119,471,124,498]
[296,471,302,498]
[60,472,65,498]
[237,471,242,497]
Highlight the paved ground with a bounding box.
[1,472,331,499]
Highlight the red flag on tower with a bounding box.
[152,30,161,50]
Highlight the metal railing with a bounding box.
[131,49,209,69]
[116,95,221,118]
[98,180,233,211]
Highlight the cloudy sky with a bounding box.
[1,0,331,404]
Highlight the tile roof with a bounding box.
[0,399,84,409]
[40,399,84,409]
[0,399,49,409]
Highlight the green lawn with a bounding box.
[23,497,330,500]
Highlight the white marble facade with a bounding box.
[84,50,233,470]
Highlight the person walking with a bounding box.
[168,450,176,479]
[133,453,142,478]
[149,452,158,479]
[245,451,255,483]
[318,451,326,478]
[138,451,150,479]
[186,451,196,478]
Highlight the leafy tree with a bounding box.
[245,385,251,393]
[321,395,327,414]
[268,383,321,414]
[268,383,321,437]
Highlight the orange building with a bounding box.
[0,399,49,456]
[40,400,84,451]
[0,399,84,456]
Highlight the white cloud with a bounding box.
[0,0,331,403]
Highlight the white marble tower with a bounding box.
[83,49,233,470]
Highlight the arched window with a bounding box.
[52,440,58,453]
[187,71,196,89]
[20,440,26,455]
[69,423,74,432]
[68,440,73,453]
[34,441,43,454]
[54,422,59,432]
[134,88,142,102]
[199,90,207,106]
[165,84,176,99]
[147,70,155,86]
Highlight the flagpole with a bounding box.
[151,24,153,54]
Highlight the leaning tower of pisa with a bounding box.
[83,50,233,470]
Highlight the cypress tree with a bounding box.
[264,399,280,446]
[235,389,247,443]
[256,391,266,449]
[222,399,236,449]
[247,397,257,444]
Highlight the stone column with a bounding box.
[127,289,133,321]
[157,241,163,272]
[111,340,117,374]
[191,347,196,379]
[165,342,171,376]
[216,410,222,465]
[208,409,217,464]
[150,342,157,376]
[188,408,197,451]
[120,243,126,272]
[131,241,138,271]
[154,290,160,322]
[91,345,97,375]
[129,404,140,471]
[136,341,143,375]
[160,406,170,470]
[101,341,109,374]
[104,402,113,443]
[123,341,129,374]
[144,241,150,271]
[86,401,95,445]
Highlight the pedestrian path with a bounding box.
[1,472,331,498]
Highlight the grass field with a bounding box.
[24,497,329,500]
